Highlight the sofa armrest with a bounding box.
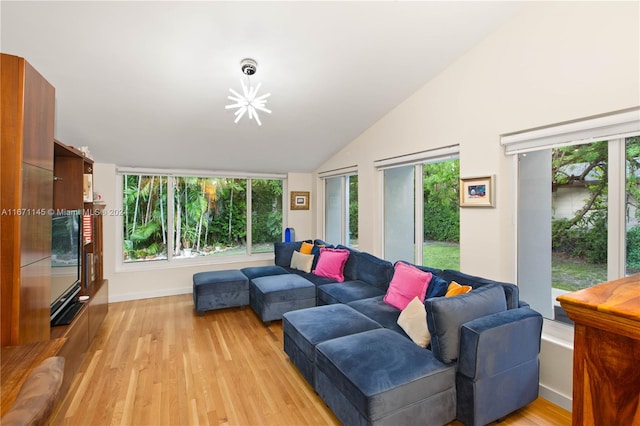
[458,307,542,380]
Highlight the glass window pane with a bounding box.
[551,142,608,299]
[347,175,358,249]
[123,175,168,262]
[384,166,415,263]
[422,159,460,270]
[626,136,640,276]
[174,177,247,258]
[251,179,283,253]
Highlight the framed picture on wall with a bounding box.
[290,191,310,210]
[460,175,495,207]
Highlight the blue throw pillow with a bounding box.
[336,245,358,281]
[274,241,302,267]
[426,274,449,298]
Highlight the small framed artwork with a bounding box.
[290,191,310,210]
[460,175,495,207]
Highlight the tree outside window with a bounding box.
[122,175,283,262]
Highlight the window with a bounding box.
[503,108,640,322]
[120,171,284,263]
[323,173,358,248]
[625,137,640,277]
[376,146,459,269]
[123,175,168,261]
[422,161,460,270]
[173,177,247,258]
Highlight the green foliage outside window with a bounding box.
[348,175,358,240]
[252,179,284,252]
[551,137,640,272]
[123,175,283,262]
[423,160,460,243]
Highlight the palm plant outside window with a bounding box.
[122,175,283,262]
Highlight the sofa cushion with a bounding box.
[313,239,332,247]
[427,274,450,299]
[285,268,338,286]
[282,304,383,388]
[426,284,507,364]
[397,296,431,348]
[458,307,543,381]
[317,281,386,305]
[445,281,472,297]
[313,248,350,282]
[315,328,456,423]
[395,261,448,298]
[283,304,382,362]
[310,243,325,270]
[348,296,406,336]
[384,261,432,310]
[290,250,314,273]
[441,270,519,309]
[354,251,395,290]
[300,241,314,254]
[274,241,303,267]
[336,245,359,281]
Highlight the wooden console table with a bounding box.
[557,274,640,425]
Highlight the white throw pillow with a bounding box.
[290,250,314,273]
[397,296,431,348]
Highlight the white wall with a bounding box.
[287,172,315,241]
[313,1,639,410]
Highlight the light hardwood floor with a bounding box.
[51,294,571,426]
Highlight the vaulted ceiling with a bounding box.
[1,1,520,174]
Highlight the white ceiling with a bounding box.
[1,1,520,174]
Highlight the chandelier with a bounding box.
[225,58,271,126]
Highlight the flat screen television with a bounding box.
[50,211,82,324]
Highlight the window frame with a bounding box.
[319,168,358,247]
[115,168,286,271]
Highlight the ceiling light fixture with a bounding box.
[225,58,271,126]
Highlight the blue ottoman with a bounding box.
[192,270,249,314]
[250,274,316,324]
[315,328,456,425]
[283,304,382,387]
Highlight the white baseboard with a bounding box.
[539,384,572,412]
[109,286,192,303]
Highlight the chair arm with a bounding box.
[458,308,542,380]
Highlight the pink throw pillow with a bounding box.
[312,248,350,282]
[383,262,433,310]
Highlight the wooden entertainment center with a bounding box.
[1,53,108,414]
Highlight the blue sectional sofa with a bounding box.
[235,240,543,426]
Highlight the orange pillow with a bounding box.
[445,281,472,297]
[300,242,314,255]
